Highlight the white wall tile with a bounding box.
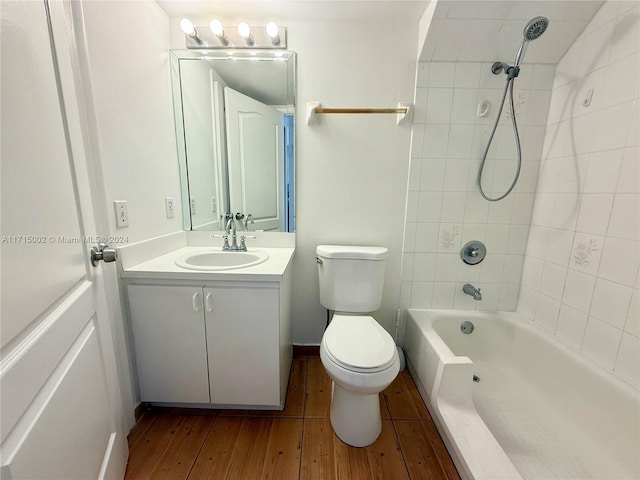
[582,316,622,369]
[598,237,640,286]
[562,269,596,313]
[438,223,463,253]
[432,282,455,309]
[408,157,422,191]
[402,253,414,281]
[610,6,640,63]
[426,88,454,124]
[540,262,568,301]
[590,278,633,329]
[615,333,640,387]
[403,222,417,252]
[420,158,447,191]
[517,287,538,320]
[578,20,614,77]
[423,124,450,157]
[454,282,478,310]
[406,191,419,222]
[511,193,535,224]
[570,233,604,275]
[441,192,467,222]
[454,63,481,88]
[487,194,514,224]
[525,90,552,125]
[476,283,499,311]
[485,224,509,254]
[428,62,456,87]
[443,159,471,191]
[451,89,479,124]
[556,305,588,350]
[417,62,430,87]
[410,282,434,308]
[616,147,640,193]
[413,253,437,282]
[607,194,639,241]
[545,228,575,266]
[503,255,524,283]
[522,256,543,289]
[624,289,640,337]
[447,125,475,158]
[417,191,443,222]
[499,283,520,311]
[601,54,640,109]
[414,223,440,252]
[527,225,549,258]
[507,225,530,254]
[531,64,556,91]
[414,88,429,124]
[591,101,636,152]
[576,193,614,235]
[480,254,505,283]
[551,193,580,230]
[534,294,561,332]
[435,253,459,282]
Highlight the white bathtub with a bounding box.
[404,309,640,480]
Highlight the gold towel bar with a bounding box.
[314,107,409,115]
[306,102,413,126]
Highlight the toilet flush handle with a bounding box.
[316,257,323,264]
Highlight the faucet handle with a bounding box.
[213,234,230,251]
[239,235,255,251]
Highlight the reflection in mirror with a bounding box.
[170,50,296,232]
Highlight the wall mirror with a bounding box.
[170,50,296,232]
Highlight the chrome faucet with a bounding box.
[463,283,482,300]
[225,214,240,251]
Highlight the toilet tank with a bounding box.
[316,245,388,313]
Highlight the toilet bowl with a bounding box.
[320,314,400,447]
[316,245,399,447]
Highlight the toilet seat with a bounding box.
[323,315,397,373]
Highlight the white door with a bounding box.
[1,1,127,479]
[224,87,285,231]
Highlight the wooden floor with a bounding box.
[125,354,460,480]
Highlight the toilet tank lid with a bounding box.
[316,245,388,260]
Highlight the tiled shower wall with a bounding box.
[400,60,554,320]
[517,1,639,388]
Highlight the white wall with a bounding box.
[82,1,182,244]
[170,12,419,344]
[518,1,639,388]
[399,60,554,340]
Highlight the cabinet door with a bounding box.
[205,286,280,406]
[128,285,210,403]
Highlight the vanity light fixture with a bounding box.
[266,22,280,46]
[209,19,229,46]
[180,19,287,49]
[180,18,203,45]
[237,22,255,46]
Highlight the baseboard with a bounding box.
[293,345,320,356]
[133,402,149,422]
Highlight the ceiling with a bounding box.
[157,0,428,22]
[421,0,604,63]
[157,0,604,65]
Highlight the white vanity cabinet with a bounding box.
[128,285,210,403]
[127,278,292,409]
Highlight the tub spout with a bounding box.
[463,283,482,300]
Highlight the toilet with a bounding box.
[316,245,400,447]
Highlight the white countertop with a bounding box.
[120,246,295,282]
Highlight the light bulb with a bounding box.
[180,18,196,37]
[237,22,251,38]
[209,19,224,37]
[266,22,279,38]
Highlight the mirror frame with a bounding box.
[170,49,297,231]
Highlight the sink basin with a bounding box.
[175,250,269,271]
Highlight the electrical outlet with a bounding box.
[113,200,129,228]
[190,196,196,215]
[210,197,217,213]
[165,197,175,219]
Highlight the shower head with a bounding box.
[523,16,549,41]
[514,16,549,66]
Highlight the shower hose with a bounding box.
[477,72,522,202]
